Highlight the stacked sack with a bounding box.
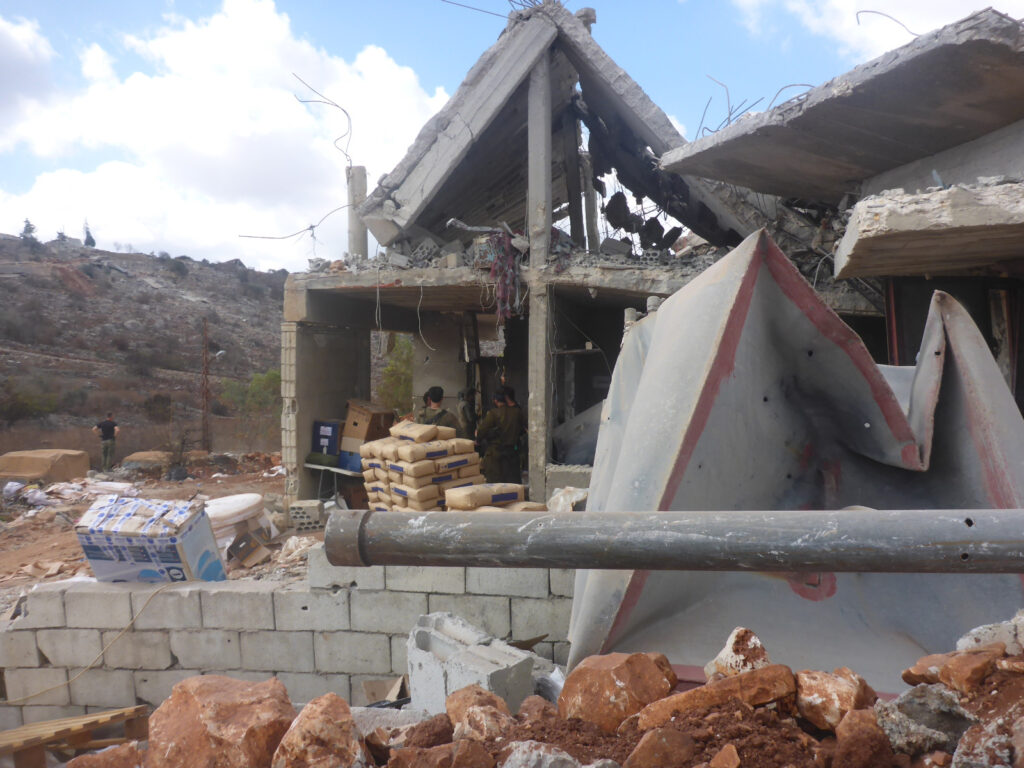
[359,421,486,512]
[444,482,547,512]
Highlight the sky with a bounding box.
[2,0,1023,273]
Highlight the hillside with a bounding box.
[0,233,287,459]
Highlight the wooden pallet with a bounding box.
[0,705,148,768]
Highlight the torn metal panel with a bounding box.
[570,229,1024,691]
[662,9,1024,203]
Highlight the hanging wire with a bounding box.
[417,286,437,351]
[855,10,920,36]
[440,0,507,17]
[292,73,354,166]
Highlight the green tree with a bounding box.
[83,221,96,248]
[379,334,414,415]
[219,368,282,449]
[20,219,38,244]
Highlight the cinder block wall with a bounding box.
[0,548,573,728]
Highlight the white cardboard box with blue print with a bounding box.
[75,495,227,582]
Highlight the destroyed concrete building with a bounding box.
[281,2,876,504]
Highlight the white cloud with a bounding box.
[730,1,1024,61]
[0,0,448,271]
[0,15,56,123]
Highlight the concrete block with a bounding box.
[133,669,200,707]
[131,583,203,629]
[467,567,548,598]
[511,597,572,642]
[391,634,409,675]
[0,628,40,667]
[308,545,385,590]
[201,581,276,630]
[36,629,102,668]
[533,642,554,662]
[274,583,350,631]
[169,630,241,669]
[386,566,465,594]
[314,632,391,674]
[4,668,70,706]
[350,591,427,635]
[406,613,487,715]
[102,630,173,670]
[0,704,23,730]
[428,594,510,638]
[445,640,533,714]
[276,672,350,705]
[201,670,272,683]
[549,569,575,597]
[12,584,66,629]
[240,631,314,672]
[553,642,571,666]
[22,705,86,723]
[65,582,134,629]
[69,668,136,708]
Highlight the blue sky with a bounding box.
[1,0,1020,271]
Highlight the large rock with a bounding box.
[622,727,695,768]
[446,684,511,725]
[146,675,296,768]
[498,741,580,768]
[637,665,795,730]
[389,741,495,768]
[272,692,369,768]
[517,695,558,723]
[558,653,675,733]
[453,705,516,742]
[875,684,976,756]
[703,627,770,680]
[833,709,894,768]
[795,668,876,731]
[67,744,143,767]
[902,644,1005,690]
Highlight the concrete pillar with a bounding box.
[346,166,368,259]
[527,285,552,503]
[527,51,552,268]
[562,117,585,249]
[581,152,600,253]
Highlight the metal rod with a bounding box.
[324,509,1024,573]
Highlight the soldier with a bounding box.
[477,386,525,483]
[457,388,478,440]
[417,386,461,433]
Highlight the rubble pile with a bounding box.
[59,614,1024,768]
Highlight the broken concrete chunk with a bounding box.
[558,652,675,733]
[147,675,296,768]
[953,717,1014,768]
[703,627,770,680]
[622,727,696,768]
[498,741,580,768]
[881,684,975,755]
[956,620,1022,655]
[795,668,875,731]
[453,705,516,742]
[272,692,369,768]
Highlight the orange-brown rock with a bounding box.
[637,664,795,730]
[709,744,740,768]
[623,727,696,768]
[833,709,894,768]
[272,692,369,768]
[796,668,876,731]
[452,705,516,742]
[558,653,676,733]
[445,685,510,726]
[901,643,1005,688]
[389,741,495,768]
[67,743,143,767]
[644,653,678,689]
[517,695,558,722]
[405,713,454,749]
[146,675,296,768]
[937,650,999,694]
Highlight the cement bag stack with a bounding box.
[358,421,486,512]
[444,483,546,512]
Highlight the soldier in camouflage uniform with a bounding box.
[477,386,525,483]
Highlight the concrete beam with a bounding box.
[528,50,553,268]
[347,166,368,259]
[562,116,585,248]
[527,284,552,502]
[580,152,600,253]
[284,283,418,330]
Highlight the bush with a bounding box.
[167,260,188,278]
[379,334,414,415]
[0,381,57,425]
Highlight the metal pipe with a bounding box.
[324,508,1024,573]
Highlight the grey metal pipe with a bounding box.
[324,508,1024,573]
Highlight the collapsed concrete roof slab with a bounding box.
[661,9,1024,204]
[834,182,1024,278]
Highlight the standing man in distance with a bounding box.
[417,386,462,435]
[93,412,120,471]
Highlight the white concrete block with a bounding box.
[467,567,548,598]
[274,583,350,631]
[386,566,466,594]
[133,669,200,707]
[511,598,572,642]
[36,629,102,668]
[445,640,533,714]
[276,672,350,705]
[240,631,314,672]
[0,628,40,667]
[308,546,385,590]
[350,591,427,634]
[131,584,203,629]
[69,668,136,708]
[201,670,271,683]
[102,630,173,670]
[12,584,66,629]
[0,704,23,730]
[549,569,575,597]
[406,613,486,715]
[553,642,570,666]
[65,583,134,629]
[314,632,391,674]
[428,594,510,638]
[391,634,409,675]
[200,581,276,630]
[4,668,70,706]
[21,705,86,723]
[169,629,241,669]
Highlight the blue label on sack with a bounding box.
[492,492,519,503]
[445,458,469,469]
[432,474,454,483]
[394,487,409,497]
[426,450,446,458]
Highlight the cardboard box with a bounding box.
[76,495,227,582]
[341,400,395,452]
[313,419,344,456]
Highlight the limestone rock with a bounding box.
[952,718,1013,768]
[833,709,894,768]
[518,695,559,723]
[558,653,675,733]
[622,727,696,768]
[272,692,369,768]
[498,741,580,768]
[638,665,795,730]
[902,644,1005,689]
[447,684,511,726]
[703,628,770,680]
[67,743,143,767]
[453,705,516,742]
[708,744,740,768]
[389,741,495,768]
[147,675,296,768]
[956,620,1022,656]
[405,713,455,748]
[796,668,876,731]
[643,653,678,690]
